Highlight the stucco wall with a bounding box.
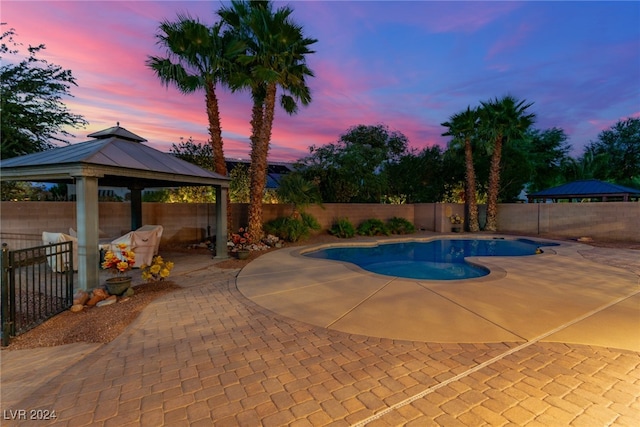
[1,201,638,249]
[498,202,640,241]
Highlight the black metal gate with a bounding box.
[1,241,74,346]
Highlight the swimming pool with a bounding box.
[305,238,557,280]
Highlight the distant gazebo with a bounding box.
[528,179,640,203]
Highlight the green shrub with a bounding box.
[387,217,416,234]
[264,217,287,237]
[301,212,321,231]
[357,219,389,236]
[329,218,356,238]
[264,215,319,243]
[283,218,309,242]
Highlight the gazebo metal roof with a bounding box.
[528,179,640,202]
[0,125,230,188]
[0,125,230,290]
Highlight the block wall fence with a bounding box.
[1,201,638,249]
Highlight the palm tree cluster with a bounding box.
[441,95,535,232]
[147,0,316,242]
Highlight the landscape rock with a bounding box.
[92,288,109,299]
[70,304,84,313]
[86,288,109,306]
[124,287,135,297]
[96,295,117,307]
[73,290,89,306]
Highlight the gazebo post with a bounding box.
[215,186,229,259]
[74,175,100,290]
[129,186,143,231]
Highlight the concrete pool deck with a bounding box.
[238,235,640,352]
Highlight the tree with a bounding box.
[229,163,251,203]
[525,127,571,193]
[147,15,243,177]
[386,146,445,203]
[170,136,214,169]
[584,117,640,186]
[276,173,322,218]
[442,107,480,231]
[478,96,535,231]
[298,124,410,203]
[166,137,217,203]
[0,26,87,159]
[219,0,317,241]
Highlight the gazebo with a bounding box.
[528,179,640,203]
[0,125,230,290]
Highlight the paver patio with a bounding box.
[1,235,639,426]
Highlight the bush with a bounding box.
[301,212,321,231]
[357,219,389,236]
[264,213,321,243]
[329,218,356,238]
[264,217,287,238]
[387,217,416,234]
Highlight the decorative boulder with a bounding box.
[97,295,117,307]
[73,290,89,306]
[70,304,84,313]
[86,288,109,306]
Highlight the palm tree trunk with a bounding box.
[247,83,277,242]
[205,81,232,236]
[464,138,480,232]
[485,135,503,232]
[205,81,227,177]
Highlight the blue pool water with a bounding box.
[305,238,557,280]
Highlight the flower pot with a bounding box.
[106,276,132,296]
[451,226,462,233]
[236,250,250,260]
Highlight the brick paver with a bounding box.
[1,252,639,426]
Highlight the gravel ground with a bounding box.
[3,281,181,350]
[4,232,636,351]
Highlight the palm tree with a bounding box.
[478,96,535,231]
[147,15,243,177]
[442,106,480,232]
[219,0,317,241]
[561,150,610,182]
[276,173,322,219]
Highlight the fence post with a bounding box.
[1,243,11,346]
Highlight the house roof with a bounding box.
[226,158,294,190]
[528,179,640,200]
[0,126,230,188]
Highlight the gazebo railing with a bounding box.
[1,242,74,346]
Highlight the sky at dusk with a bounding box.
[3,1,639,162]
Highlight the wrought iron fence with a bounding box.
[1,241,74,346]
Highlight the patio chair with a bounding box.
[42,232,78,272]
[107,225,163,266]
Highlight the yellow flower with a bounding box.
[116,261,129,272]
[141,255,174,282]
